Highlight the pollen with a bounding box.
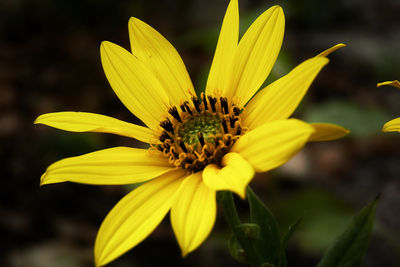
[154,93,247,173]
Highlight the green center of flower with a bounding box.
[178,113,222,146]
[154,93,247,173]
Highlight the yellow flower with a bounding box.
[377,80,400,132]
[35,1,349,266]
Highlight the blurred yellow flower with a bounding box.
[377,80,400,132]
[35,1,349,266]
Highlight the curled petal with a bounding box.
[377,80,400,88]
[316,43,346,57]
[202,152,254,199]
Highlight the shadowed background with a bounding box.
[1,0,400,266]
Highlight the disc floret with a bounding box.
[155,93,246,173]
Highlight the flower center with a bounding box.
[178,113,222,147]
[153,93,247,173]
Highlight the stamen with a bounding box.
[191,97,201,113]
[183,101,193,115]
[233,106,241,116]
[201,92,208,110]
[197,132,205,147]
[177,138,188,153]
[180,104,186,113]
[163,141,171,151]
[159,131,171,142]
[213,148,224,164]
[184,157,193,164]
[221,118,228,133]
[236,125,242,135]
[160,118,174,134]
[168,107,182,122]
[202,145,212,157]
[207,96,217,112]
[229,116,238,128]
[220,97,229,114]
[224,134,232,146]
[213,136,220,147]
[162,142,171,155]
[181,157,193,168]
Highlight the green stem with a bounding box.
[219,191,263,267]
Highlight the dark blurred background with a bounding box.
[1,0,400,266]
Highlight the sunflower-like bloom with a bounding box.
[378,80,400,132]
[35,1,349,266]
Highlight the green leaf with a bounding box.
[273,188,352,254]
[247,187,281,264]
[276,217,303,267]
[236,223,261,240]
[316,195,379,267]
[281,216,303,250]
[303,100,391,137]
[228,235,248,264]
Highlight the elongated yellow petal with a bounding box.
[129,18,195,107]
[232,119,313,172]
[170,172,216,257]
[95,170,187,266]
[244,57,329,129]
[202,153,254,199]
[316,43,346,57]
[100,41,169,130]
[383,117,400,132]
[377,80,400,88]
[225,5,284,107]
[34,112,155,143]
[308,123,349,141]
[41,147,173,185]
[206,0,239,96]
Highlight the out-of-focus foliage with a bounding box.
[317,196,378,267]
[304,100,392,137]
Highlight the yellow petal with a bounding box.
[129,18,195,107]
[377,80,400,88]
[243,57,329,129]
[170,172,216,257]
[383,117,400,132]
[202,152,254,199]
[95,169,187,266]
[206,0,239,96]
[100,41,170,130]
[225,5,285,107]
[34,112,155,143]
[41,147,173,185]
[308,123,350,141]
[316,43,346,57]
[232,119,314,172]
